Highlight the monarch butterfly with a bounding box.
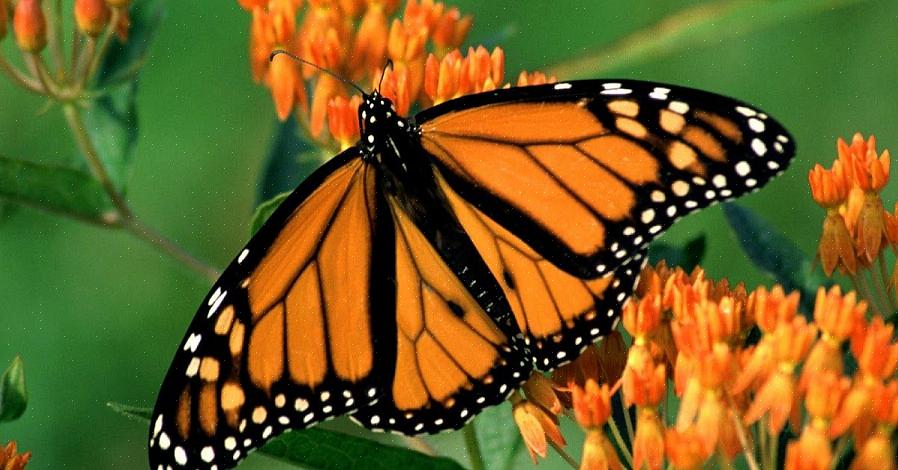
[148,59,794,469]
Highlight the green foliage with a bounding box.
[0,155,114,222]
[259,115,326,202]
[549,0,874,77]
[251,191,291,236]
[649,234,706,272]
[723,204,828,311]
[97,0,167,87]
[81,83,139,193]
[108,403,464,470]
[0,356,27,423]
[473,403,523,470]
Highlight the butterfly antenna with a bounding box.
[377,59,394,92]
[269,49,366,95]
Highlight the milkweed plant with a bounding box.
[0,0,895,469]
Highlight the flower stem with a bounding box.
[61,102,220,282]
[607,413,634,467]
[725,392,760,470]
[462,422,486,470]
[548,439,578,470]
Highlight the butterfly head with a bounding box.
[359,91,409,153]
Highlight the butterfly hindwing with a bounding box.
[437,171,647,370]
[416,79,795,279]
[350,196,531,434]
[149,150,396,469]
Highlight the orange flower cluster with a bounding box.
[0,0,132,100]
[0,441,30,470]
[512,263,897,469]
[239,0,554,151]
[809,133,895,276]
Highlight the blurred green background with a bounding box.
[1,0,896,468]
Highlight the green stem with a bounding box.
[61,103,220,282]
[548,439,578,470]
[82,8,122,88]
[0,55,45,93]
[607,413,634,467]
[724,392,759,470]
[462,422,486,470]
[47,0,67,79]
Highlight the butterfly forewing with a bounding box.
[416,79,795,279]
[149,150,396,469]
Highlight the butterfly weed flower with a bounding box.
[511,388,565,464]
[809,133,898,318]
[572,380,622,470]
[74,0,111,37]
[0,441,31,470]
[12,0,45,53]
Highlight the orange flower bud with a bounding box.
[13,0,46,52]
[517,70,556,87]
[853,191,887,263]
[623,294,662,341]
[238,0,268,10]
[808,161,850,208]
[0,0,7,40]
[75,0,110,36]
[327,95,361,150]
[837,133,891,192]
[749,285,799,334]
[309,75,342,138]
[522,373,562,416]
[633,408,665,470]
[784,426,832,470]
[818,210,857,275]
[431,6,471,50]
[0,441,31,470]
[744,370,795,434]
[665,427,709,470]
[622,347,666,407]
[376,64,412,115]
[871,381,898,425]
[813,286,866,342]
[804,370,849,424]
[581,429,623,470]
[851,432,896,470]
[512,399,564,463]
[269,53,305,121]
[352,3,390,77]
[572,379,612,429]
[852,316,898,380]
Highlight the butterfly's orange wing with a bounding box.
[415,80,793,367]
[149,151,393,469]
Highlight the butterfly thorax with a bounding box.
[358,92,415,163]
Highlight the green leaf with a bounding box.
[108,403,464,470]
[0,356,27,423]
[722,204,828,310]
[250,191,291,236]
[473,403,523,470]
[259,115,325,203]
[97,0,166,87]
[648,234,706,272]
[548,0,874,78]
[262,428,464,470]
[81,82,139,193]
[0,155,115,223]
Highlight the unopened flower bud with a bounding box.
[75,0,110,37]
[13,0,46,52]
